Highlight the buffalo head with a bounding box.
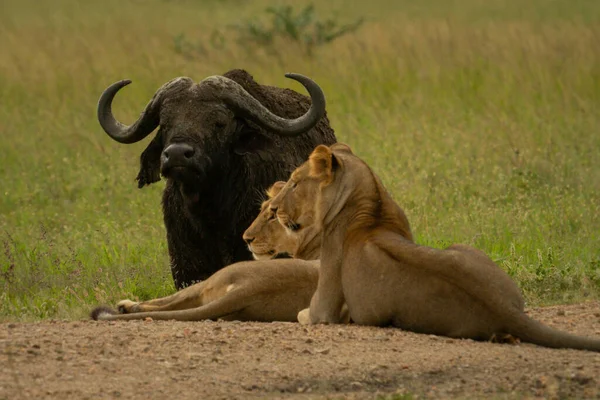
[96,72,326,196]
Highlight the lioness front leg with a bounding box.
[307,289,346,324]
[305,263,346,324]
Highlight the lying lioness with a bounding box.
[269,143,600,352]
[242,181,300,260]
[91,182,339,322]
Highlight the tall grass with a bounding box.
[1,0,599,321]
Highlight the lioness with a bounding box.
[242,181,309,260]
[269,143,600,352]
[244,178,328,260]
[91,182,322,322]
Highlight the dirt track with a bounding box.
[1,302,599,400]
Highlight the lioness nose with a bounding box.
[244,236,254,245]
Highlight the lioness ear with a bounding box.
[331,152,340,171]
[309,145,334,182]
[331,143,353,154]
[136,131,163,188]
[266,181,286,198]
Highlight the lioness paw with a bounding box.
[340,303,351,324]
[117,299,140,314]
[297,308,312,325]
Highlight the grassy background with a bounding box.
[1,0,599,321]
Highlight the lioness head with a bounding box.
[270,143,354,231]
[243,181,297,260]
[270,143,413,240]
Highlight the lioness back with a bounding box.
[207,259,320,322]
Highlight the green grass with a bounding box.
[1,0,599,321]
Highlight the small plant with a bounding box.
[232,4,364,55]
[173,4,364,59]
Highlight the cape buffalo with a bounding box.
[96,69,336,289]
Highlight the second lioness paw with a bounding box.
[116,299,140,314]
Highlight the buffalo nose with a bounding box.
[162,143,195,166]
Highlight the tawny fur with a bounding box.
[242,181,299,260]
[91,259,320,322]
[269,143,600,352]
[91,182,348,323]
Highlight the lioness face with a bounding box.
[270,162,321,235]
[271,144,348,233]
[271,144,354,234]
[243,182,297,260]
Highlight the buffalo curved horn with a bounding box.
[97,77,193,144]
[201,73,326,137]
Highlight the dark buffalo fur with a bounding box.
[136,69,336,289]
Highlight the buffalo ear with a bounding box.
[233,121,274,155]
[136,131,163,188]
[309,145,338,183]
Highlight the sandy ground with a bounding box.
[1,301,599,400]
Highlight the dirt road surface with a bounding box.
[1,302,599,399]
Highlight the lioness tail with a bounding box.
[507,311,600,352]
[90,306,118,321]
